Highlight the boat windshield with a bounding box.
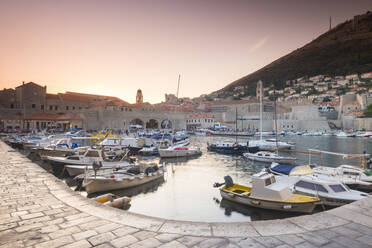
[329,184,347,192]
[295,180,328,193]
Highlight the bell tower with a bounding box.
[136,89,143,104]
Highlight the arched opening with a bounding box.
[161,119,172,129]
[146,119,159,129]
[130,118,144,128]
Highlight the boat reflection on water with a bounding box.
[214,198,304,221]
[87,176,166,211]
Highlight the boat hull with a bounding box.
[244,154,297,164]
[84,171,164,194]
[159,149,201,158]
[208,145,259,155]
[220,190,316,213]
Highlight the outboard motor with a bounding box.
[213,175,234,188]
[224,175,234,188]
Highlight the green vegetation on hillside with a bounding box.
[212,12,372,98]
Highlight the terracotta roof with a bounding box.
[46,94,59,100]
[26,113,82,121]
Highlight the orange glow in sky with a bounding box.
[0,0,371,103]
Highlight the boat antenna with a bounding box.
[176,74,181,99]
[259,80,263,141]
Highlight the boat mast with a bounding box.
[274,98,278,154]
[176,74,181,99]
[235,107,238,143]
[259,80,263,141]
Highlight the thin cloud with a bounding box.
[249,35,270,53]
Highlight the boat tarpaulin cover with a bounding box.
[271,164,298,175]
[272,164,314,176]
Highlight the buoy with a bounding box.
[104,196,131,209]
[93,193,115,204]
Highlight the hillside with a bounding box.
[213,11,372,98]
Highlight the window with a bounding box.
[31,104,36,108]
[49,105,53,110]
[295,181,328,193]
[79,107,82,110]
[55,106,58,110]
[66,106,69,110]
[73,106,75,110]
[10,104,14,109]
[41,105,44,110]
[329,184,346,192]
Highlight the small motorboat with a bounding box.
[243,151,297,164]
[138,146,159,156]
[159,145,201,158]
[270,163,372,192]
[83,163,166,194]
[276,173,370,207]
[313,164,372,191]
[214,173,320,213]
[249,139,294,151]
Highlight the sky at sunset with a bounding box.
[1,0,371,103]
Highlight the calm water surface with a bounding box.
[97,135,372,222]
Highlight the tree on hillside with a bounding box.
[364,104,372,117]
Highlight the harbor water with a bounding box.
[30,135,372,222]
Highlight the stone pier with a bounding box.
[1,141,372,247]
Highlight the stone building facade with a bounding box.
[0,82,189,131]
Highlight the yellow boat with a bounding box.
[216,172,320,213]
[89,130,116,144]
[93,193,131,209]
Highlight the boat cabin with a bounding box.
[250,171,292,201]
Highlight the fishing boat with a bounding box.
[243,151,297,164]
[159,145,201,158]
[64,160,132,177]
[83,164,166,194]
[214,172,320,213]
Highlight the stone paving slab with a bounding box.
[1,141,372,247]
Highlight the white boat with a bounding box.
[46,149,127,167]
[249,139,294,151]
[356,132,372,138]
[138,146,159,156]
[159,145,201,158]
[243,151,297,164]
[276,173,369,206]
[65,162,132,177]
[336,131,356,137]
[313,164,372,191]
[83,164,166,194]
